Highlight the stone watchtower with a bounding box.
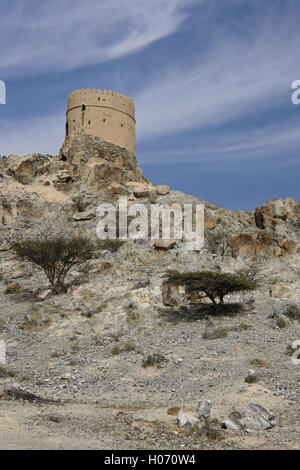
[65,89,136,153]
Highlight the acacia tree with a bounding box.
[164,270,256,307]
[13,237,95,294]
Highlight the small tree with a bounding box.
[164,270,256,307]
[13,237,95,294]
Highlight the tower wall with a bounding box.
[66,89,136,153]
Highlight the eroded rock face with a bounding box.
[60,134,147,190]
[228,230,298,259]
[265,198,294,221]
[229,233,258,258]
[255,205,276,230]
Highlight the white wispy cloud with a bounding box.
[135,10,300,139]
[138,121,300,166]
[0,0,198,77]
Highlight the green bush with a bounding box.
[142,353,166,368]
[96,239,125,253]
[13,237,95,294]
[164,270,256,307]
[285,305,300,322]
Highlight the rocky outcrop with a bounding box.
[255,205,276,230]
[59,134,147,195]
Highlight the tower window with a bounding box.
[66,122,69,136]
[82,104,86,111]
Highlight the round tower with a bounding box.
[65,89,136,153]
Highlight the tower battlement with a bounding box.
[65,88,136,153]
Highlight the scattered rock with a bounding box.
[126,182,156,198]
[36,289,52,302]
[270,284,293,299]
[222,404,276,431]
[153,240,176,251]
[156,185,170,196]
[73,208,96,221]
[178,400,212,430]
[4,283,21,295]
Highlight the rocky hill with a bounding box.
[0,140,299,449]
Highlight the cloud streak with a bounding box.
[135,5,300,139]
[0,0,197,77]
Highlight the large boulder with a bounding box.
[156,185,170,196]
[222,403,276,431]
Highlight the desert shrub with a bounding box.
[205,229,228,255]
[245,375,256,384]
[164,270,256,308]
[123,341,136,352]
[285,305,300,322]
[286,343,299,356]
[111,345,121,356]
[204,419,222,440]
[96,239,125,252]
[13,237,95,294]
[245,373,258,384]
[202,326,227,340]
[276,317,287,329]
[0,366,15,378]
[142,353,166,368]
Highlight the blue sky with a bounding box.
[0,0,299,210]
